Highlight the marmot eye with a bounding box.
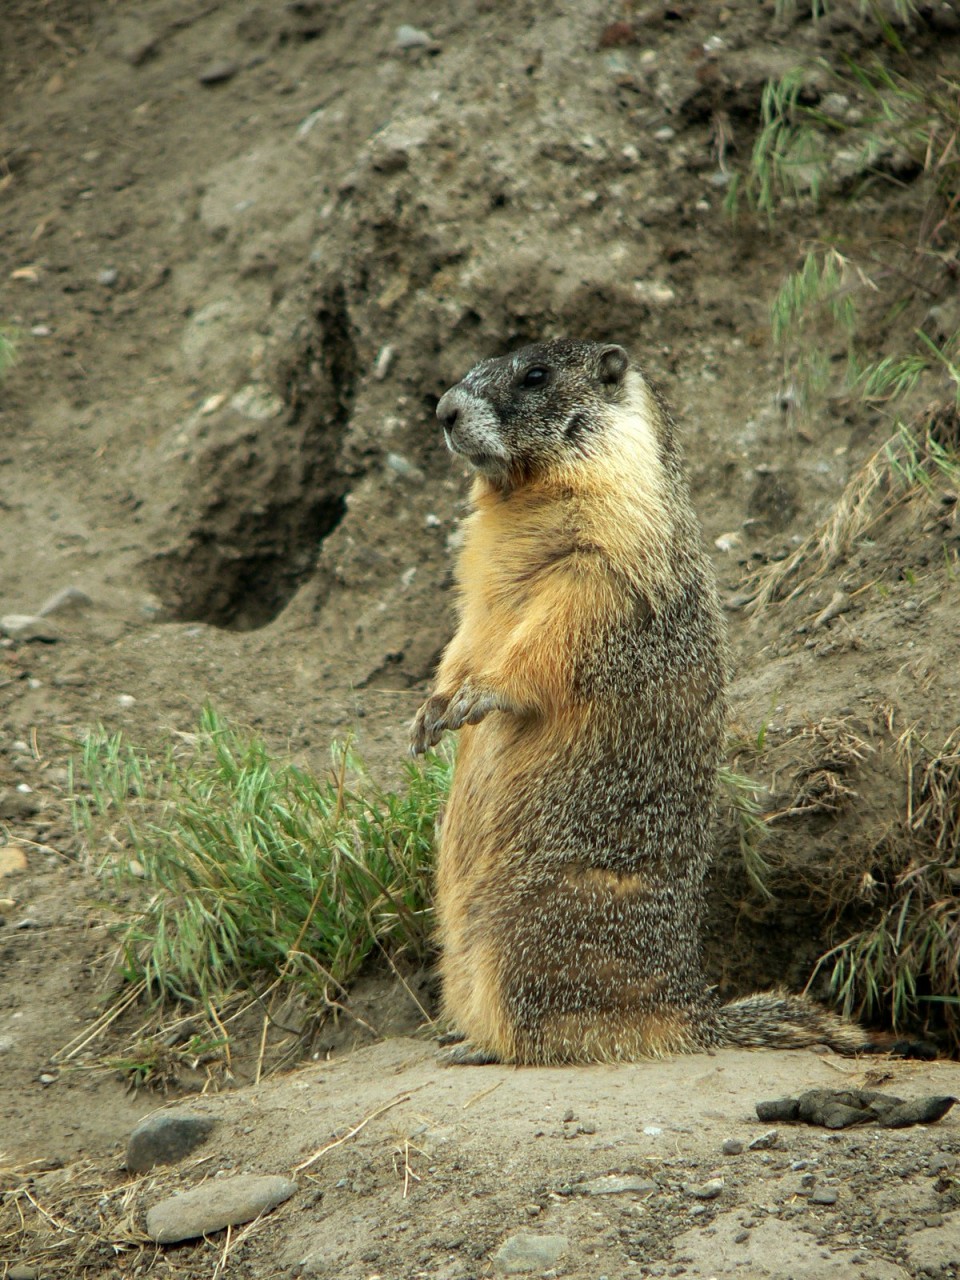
[521,366,549,389]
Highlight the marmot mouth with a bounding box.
[444,430,496,471]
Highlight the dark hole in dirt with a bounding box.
[145,278,359,631]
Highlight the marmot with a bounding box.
[411,338,909,1065]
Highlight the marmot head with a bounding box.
[436,339,634,489]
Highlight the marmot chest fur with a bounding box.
[412,338,903,1065]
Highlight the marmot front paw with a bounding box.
[410,681,500,754]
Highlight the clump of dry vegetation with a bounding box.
[752,403,960,608]
[812,725,960,1048]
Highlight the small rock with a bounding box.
[810,1187,838,1205]
[373,345,395,380]
[230,384,285,421]
[8,1265,39,1280]
[686,1178,723,1200]
[97,268,119,287]
[385,452,425,483]
[395,24,433,49]
[654,126,675,142]
[127,1112,217,1173]
[0,614,59,641]
[117,694,136,708]
[198,60,239,85]
[0,846,28,878]
[748,1129,780,1150]
[145,1173,296,1243]
[38,1073,57,1085]
[820,92,850,118]
[721,1139,743,1155]
[580,1175,657,1196]
[491,1233,569,1275]
[38,585,93,617]
[0,791,39,820]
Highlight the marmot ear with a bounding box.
[597,344,629,386]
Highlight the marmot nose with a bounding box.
[436,389,459,434]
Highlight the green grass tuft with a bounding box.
[73,706,451,1007]
[719,764,775,900]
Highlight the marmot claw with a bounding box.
[410,693,452,755]
[437,1039,502,1066]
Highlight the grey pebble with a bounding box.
[385,452,425,483]
[395,24,433,49]
[97,268,119,287]
[0,614,59,642]
[198,60,239,85]
[748,1129,780,1150]
[491,1233,569,1275]
[579,1175,657,1196]
[685,1177,723,1200]
[810,1187,838,1205]
[127,1112,217,1173]
[721,1138,743,1155]
[145,1173,296,1243]
[8,1265,39,1280]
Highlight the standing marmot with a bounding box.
[411,338,897,1065]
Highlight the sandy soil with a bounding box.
[2,1,960,1275]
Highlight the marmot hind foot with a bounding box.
[437,1040,502,1066]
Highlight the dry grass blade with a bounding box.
[293,1089,421,1174]
[750,409,960,611]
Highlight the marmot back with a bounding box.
[411,339,910,1064]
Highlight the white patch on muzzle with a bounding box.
[437,387,510,469]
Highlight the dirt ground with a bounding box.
[3,1,960,1276]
